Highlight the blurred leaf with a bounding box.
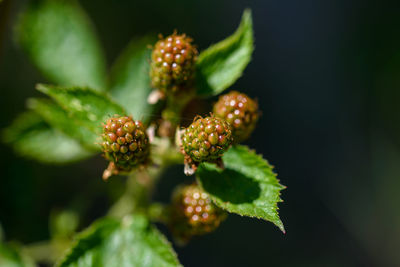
[58,215,181,267]
[15,0,106,91]
[196,9,254,96]
[109,35,159,124]
[3,112,93,164]
[197,145,285,232]
[0,243,36,267]
[27,98,99,151]
[37,84,126,136]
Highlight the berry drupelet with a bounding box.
[150,33,198,94]
[213,91,259,143]
[101,115,150,176]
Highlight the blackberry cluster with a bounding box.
[169,184,226,241]
[181,116,233,165]
[150,33,198,94]
[213,91,259,142]
[101,115,150,172]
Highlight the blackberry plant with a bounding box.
[2,1,285,266]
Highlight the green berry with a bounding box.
[213,91,259,143]
[181,116,233,163]
[169,184,226,241]
[101,115,150,172]
[150,33,198,94]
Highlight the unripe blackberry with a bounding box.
[169,184,226,241]
[150,33,198,94]
[101,115,150,172]
[181,116,233,165]
[213,91,259,143]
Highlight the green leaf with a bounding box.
[196,145,285,232]
[16,0,106,91]
[109,35,159,124]
[27,98,99,151]
[0,243,36,267]
[58,215,182,267]
[196,9,254,96]
[36,84,126,137]
[3,112,93,164]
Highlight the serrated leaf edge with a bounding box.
[56,218,118,267]
[56,215,182,267]
[36,83,127,118]
[196,9,254,96]
[198,145,286,233]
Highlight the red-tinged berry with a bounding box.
[169,184,226,242]
[101,115,150,175]
[213,91,259,142]
[150,33,198,94]
[181,116,233,166]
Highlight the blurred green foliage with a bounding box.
[1,1,288,266]
[2,0,400,266]
[15,0,106,90]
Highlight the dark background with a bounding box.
[1,0,400,266]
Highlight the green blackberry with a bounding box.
[213,91,259,142]
[169,184,226,242]
[101,115,150,173]
[181,115,233,170]
[150,33,198,94]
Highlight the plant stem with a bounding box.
[148,202,169,224]
[108,138,182,219]
[160,93,194,138]
[24,136,184,263]
[23,239,70,264]
[107,167,162,218]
